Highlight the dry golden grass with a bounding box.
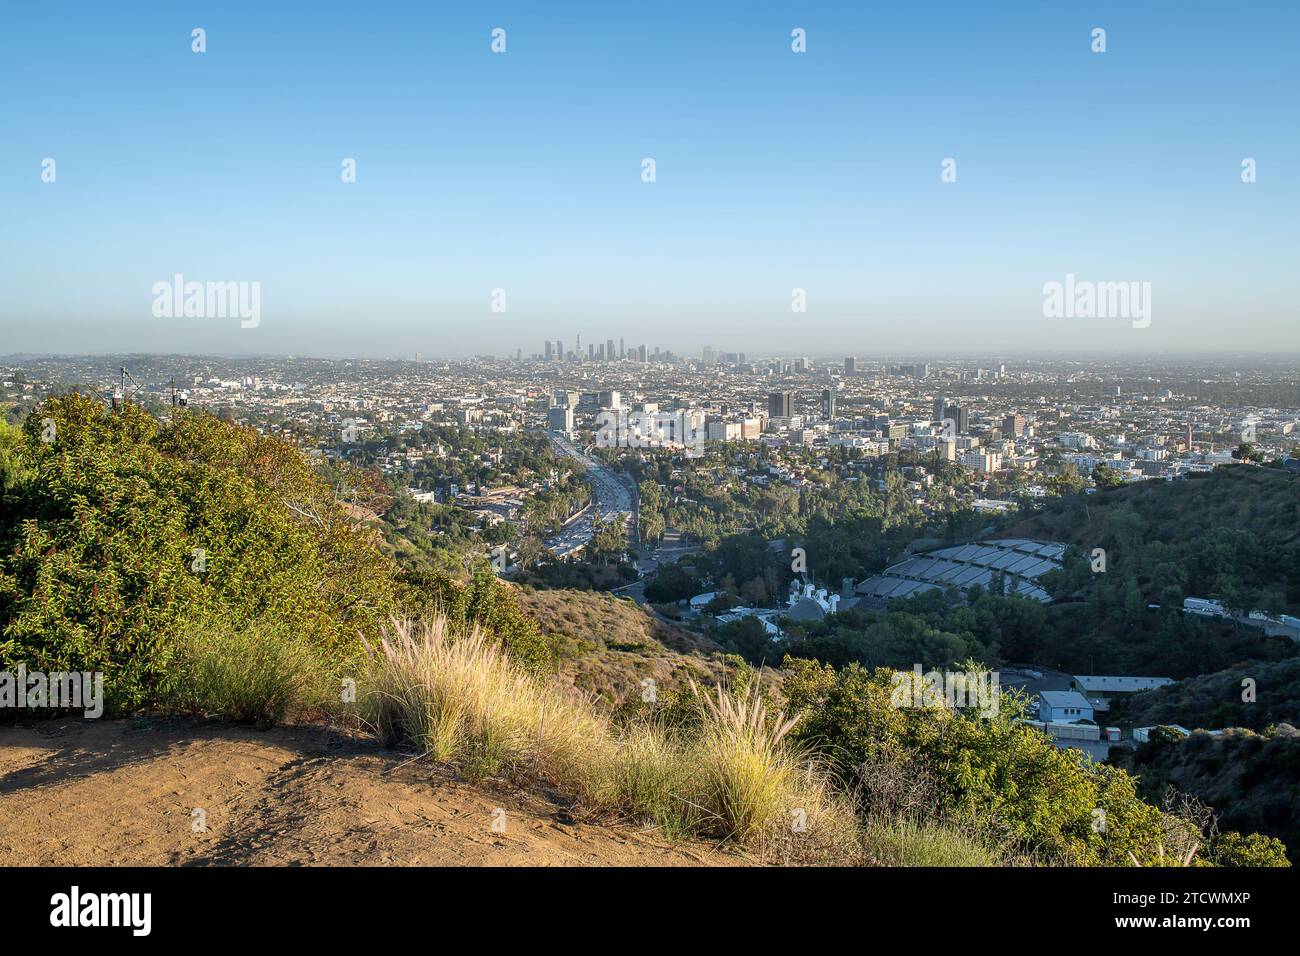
[363,618,613,787]
[360,615,862,862]
[686,680,860,862]
[690,680,800,840]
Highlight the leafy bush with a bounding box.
[1206,831,1290,867]
[397,566,554,674]
[780,656,1231,866]
[0,395,553,714]
[0,394,400,711]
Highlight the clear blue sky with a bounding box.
[2,1,1297,358]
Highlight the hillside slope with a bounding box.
[1113,657,1300,731]
[0,719,746,867]
[983,464,1300,676]
[1118,728,1300,863]
[1000,465,1300,555]
[511,586,724,703]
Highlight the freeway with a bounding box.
[544,431,634,558]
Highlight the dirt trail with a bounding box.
[0,719,746,867]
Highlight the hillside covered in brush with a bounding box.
[1117,726,1300,863]
[1008,465,1300,613]
[0,395,1290,867]
[984,466,1300,678]
[1113,657,1300,732]
[511,586,725,704]
[0,393,549,712]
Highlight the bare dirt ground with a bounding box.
[0,718,747,867]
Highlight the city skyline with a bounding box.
[8,344,1300,363]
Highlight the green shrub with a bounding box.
[0,395,556,713]
[0,394,399,709]
[398,566,554,674]
[781,656,1216,866]
[1207,831,1291,867]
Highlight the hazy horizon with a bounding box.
[7,347,1300,368]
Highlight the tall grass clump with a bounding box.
[362,616,862,862]
[363,618,613,787]
[689,680,801,840]
[604,721,704,837]
[861,817,1005,867]
[164,621,332,727]
[686,680,861,862]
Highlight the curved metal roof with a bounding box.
[854,538,1064,604]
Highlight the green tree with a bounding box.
[1047,464,1086,496]
[716,616,777,666]
[1092,464,1125,490]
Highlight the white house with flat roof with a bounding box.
[1038,690,1094,723]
